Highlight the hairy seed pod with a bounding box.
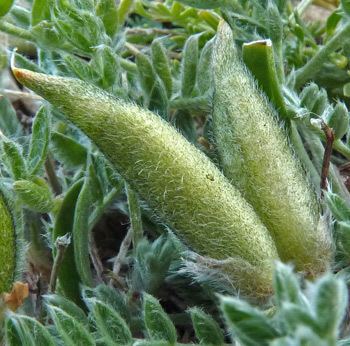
[212,21,331,276]
[0,187,23,293]
[13,67,279,297]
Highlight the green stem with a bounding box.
[0,20,33,41]
[294,22,350,88]
[126,183,143,249]
[48,234,71,293]
[170,95,210,113]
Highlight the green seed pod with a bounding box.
[212,22,331,276]
[13,67,279,297]
[0,186,24,293]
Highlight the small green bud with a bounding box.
[330,52,348,69]
[326,101,349,140]
[13,177,54,213]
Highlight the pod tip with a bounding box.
[12,66,25,81]
[10,48,31,84]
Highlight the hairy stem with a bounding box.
[0,20,33,41]
[49,235,71,293]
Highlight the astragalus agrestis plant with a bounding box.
[12,66,279,297]
[3,0,350,344]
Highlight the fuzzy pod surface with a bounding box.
[212,22,331,276]
[13,67,279,297]
[0,187,22,293]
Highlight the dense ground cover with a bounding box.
[1,0,350,345]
